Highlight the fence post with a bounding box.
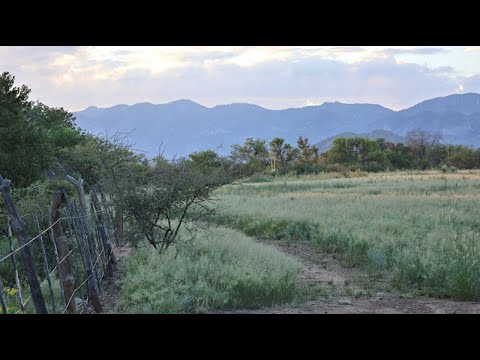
[90,189,115,277]
[65,202,89,313]
[65,176,102,292]
[0,176,48,314]
[97,185,118,246]
[34,215,56,314]
[65,198,102,313]
[7,219,25,312]
[50,191,76,314]
[0,278,7,314]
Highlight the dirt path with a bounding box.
[95,238,480,314]
[99,245,133,313]
[225,240,480,314]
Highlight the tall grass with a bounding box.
[117,226,303,313]
[211,170,480,300]
[2,275,66,314]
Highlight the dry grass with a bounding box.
[211,170,480,300]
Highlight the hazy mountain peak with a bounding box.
[406,92,480,115]
[74,92,480,159]
[110,104,129,109]
[212,103,267,110]
[167,99,206,108]
[323,101,342,105]
[321,101,393,110]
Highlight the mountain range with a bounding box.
[74,93,480,158]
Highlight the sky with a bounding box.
[1,46,480,112]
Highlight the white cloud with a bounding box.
[461,74,480,93]
[1,46,476,111]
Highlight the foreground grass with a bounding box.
[211,170,480,300]
[117,226,303,313]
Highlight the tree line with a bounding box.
[225,129,480,176]
[2,70,480,255]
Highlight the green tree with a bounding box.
[0,72,81,188]
[231,138,269,174]
[445,145,480,169]
[59,132,147,243]
[189,149,223,174]
[385,143,415,170]
[297,136,319,164]
[122,157,231,251]
[268,137,298,170]
[326,137,393,171]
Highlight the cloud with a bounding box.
[382,47,449,55]
[82,55,457,111]
[0,46,472,111]
[461,74,480,93]
[328,47,367,53]
[465,47,480,52]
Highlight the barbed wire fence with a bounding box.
[0,175,119,314]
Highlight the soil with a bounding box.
[97,238,480,314]
[99,244,133,313]
[223,240,480,314]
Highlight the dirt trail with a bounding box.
[226,240,480,314]
[99,245,132,313]
[96,239,480,314]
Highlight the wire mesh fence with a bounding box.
[0,175,119,314]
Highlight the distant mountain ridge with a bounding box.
[74,93,480,158]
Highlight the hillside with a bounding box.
[74,93,480,158]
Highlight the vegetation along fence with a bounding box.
[0,175,119,314]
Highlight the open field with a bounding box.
[211,170,480,301]
[113,226,303,313]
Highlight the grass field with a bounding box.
[211,170,480,300]
[117,226,303,313]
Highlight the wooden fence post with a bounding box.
[7,219,25,312]
[65,176,102,293]
[34,215,56,314]
[48,208,66,309]
[0,278,7,314]
[97,185,118,246]
[0,176,47,314]
[50,191,76,314]
[90,189,115,277]
[65,198,102,313]
[64,202,88,313]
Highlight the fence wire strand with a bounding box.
[0,215,91,263]
[0,186,117,315]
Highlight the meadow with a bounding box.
[116,226,303,313]
[210,170,480,300]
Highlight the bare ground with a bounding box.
[96,238,480,314]
[99,244,133,313]
[223,240,480,314]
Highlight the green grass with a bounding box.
[117,226,303,313]
[1,276,66,314]
[210,170,480,300]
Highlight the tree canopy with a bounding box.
[0,72,82,188]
